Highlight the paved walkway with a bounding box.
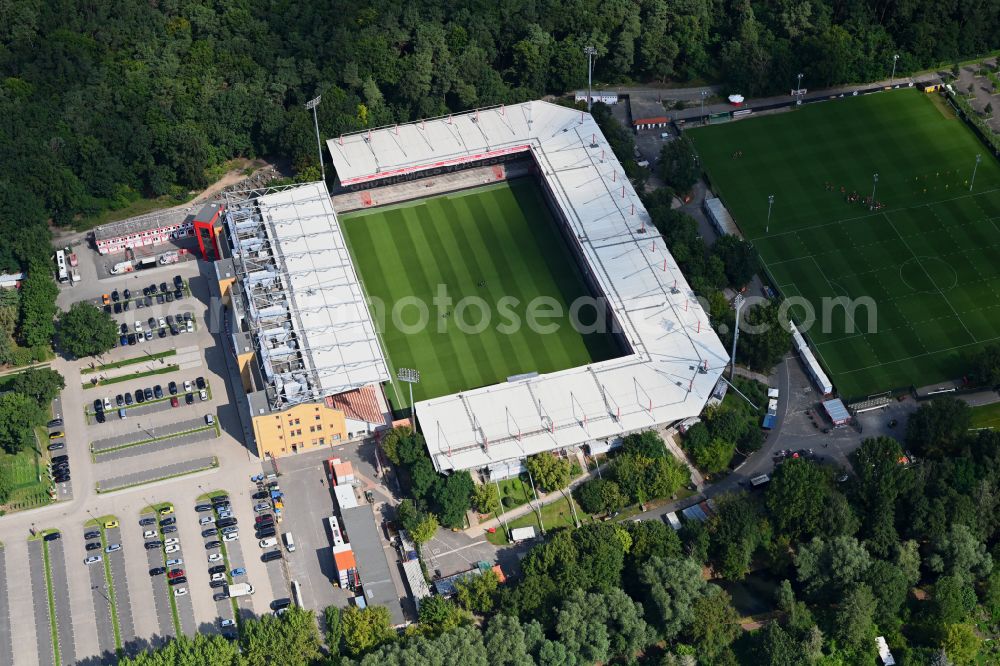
[96,456,217,492]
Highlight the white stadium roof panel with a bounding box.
[229,183,390,406]
[327,101,728,472]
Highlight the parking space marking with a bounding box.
[4,540,38,665]
[46,540,77,664]
[0,548,13,666]
[28,540,55,666]
[96,456,217,493]
[105,527,136,650]
[87,550,118,664]
[94,427,217,463]
[140,513,177,644]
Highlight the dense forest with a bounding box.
[2,0,999,274]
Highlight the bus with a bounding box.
[55,250,68,283]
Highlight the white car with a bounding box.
[165,558,183,566]
[220,618,235,628]
[84,555,102,565]
[165,544,180,554]
[186,320,194,333]
[211,573,225,582]
[143,530,156,539]
[174,587,188,597]
[223,532,239,542]
[199,389,208,401]
[103,397,112,410]
[134,321,142,332]
[183,380,192,392]
[164,538,179,546]
[208,553,223,563]
[219,510,233,519]
[158,317,166,328]
[259,537,277,548]
[199,516,215,526]
[253,503,269,513]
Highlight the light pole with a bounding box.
[491,474,510,540]
[890,54,899,86]
[583,46,598,112]
[730,293,745,381]
[870,173,879,210]
[766,194,774,234]
[700,90,709,124]
[797,73,804,104]
[397,368,420,430]
[305,96,326,182]
[970,154,982,191]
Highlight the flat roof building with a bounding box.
[92,205,210,255]
[341,504,405,625]
[216,182,391,459]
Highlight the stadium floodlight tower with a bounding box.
[766,194,774,233]
[305,96,326,182]
[870,173,879,210]
[797,73,804,104]
[890,54,900,86]
[970,154,982,191]
[397,367,420,427]
[730,293,745,381]
[584,46,598,112]
[700,90,710,124]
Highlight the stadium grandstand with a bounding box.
[212,181,391,458]
[327,101,729,474]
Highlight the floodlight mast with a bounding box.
[730,293,745,381]
[970,154,982,192]
[700,90,709,124]
[890,54,899,86]
[870,172,879,210]
[397,367,420,430]
[584,46,598,112]
[766,194,774,234]
[305,96,326,182]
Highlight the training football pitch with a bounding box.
[691,90,1000,399]
[340,179,622,409]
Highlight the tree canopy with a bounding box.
[57,302,118,359]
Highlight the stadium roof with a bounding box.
[224,182,390,409]
[327,101,729,472]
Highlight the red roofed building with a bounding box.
[325,384,388,435]
[633,116,669,130]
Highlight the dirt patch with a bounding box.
[927,92,958,119]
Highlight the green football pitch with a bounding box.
[339,179,622,409]
[691,89,1000,399]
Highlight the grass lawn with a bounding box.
[340,179,622,410]
[970,402,1000,429]
[0,448,51,513]
[691,89,1000,399]
[486,494,582,545]
[81,349,177,374]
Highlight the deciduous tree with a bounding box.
[57,302,117,358]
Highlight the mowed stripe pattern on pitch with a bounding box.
[341,180,621,407]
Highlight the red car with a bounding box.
[167,569,185,579]
[170,397,179,408]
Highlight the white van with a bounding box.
[284,532,295,552]
[258,537,278,549]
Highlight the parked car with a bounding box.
[135,389,145,404]
[167,569,185,579]
[47,442,64,451]
[124,393,133,406]
[165,558,183,567]
[213,593,228,602]
[210,572,225,582]
[105,543,121,553]
[230,567,246,577]
[199,389,208,401]
[185,393,194,405]
[104,519,119,529]
[168,577,187,586]
[139,517,156,526]
[143,388,153,401]
[205,541,221,550]
[86,542,102,551]
[210,579,226,588]
[84,530,100,540]
[160,516,176,526]
[208,553,223,563]
[196,376,206,390]
[209,565,226,575]
[170,397,179,408]
[259,538,278,548]
[168,381,177,395]
[165,545,180,554]
[174,587,188,597]
[195,504,212,513]
[144,541,162,550]
[153,385,163,399]
[84,555,102,565]
[164,537,179,546]
[223,532,239,542]
[199,516,215,526]
[261,550,282,562]
[143,530,156,539]
[44,532,61,542]
[162,525,177,534]
[149,567,165,576]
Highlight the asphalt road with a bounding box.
[46,539,76,665]
[87,547,117,664]
[140,513,177,643]
[105,526,137,652]
[95,427,216,463]
[92,417,210,453]
[97,456,216,493]
[0,549,13,666]
[28,540,55,666]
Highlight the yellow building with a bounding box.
[251,400,346,458]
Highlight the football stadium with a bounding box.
[327,101,728,473]
[691,89,1000,400]
[210,101,728,473]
